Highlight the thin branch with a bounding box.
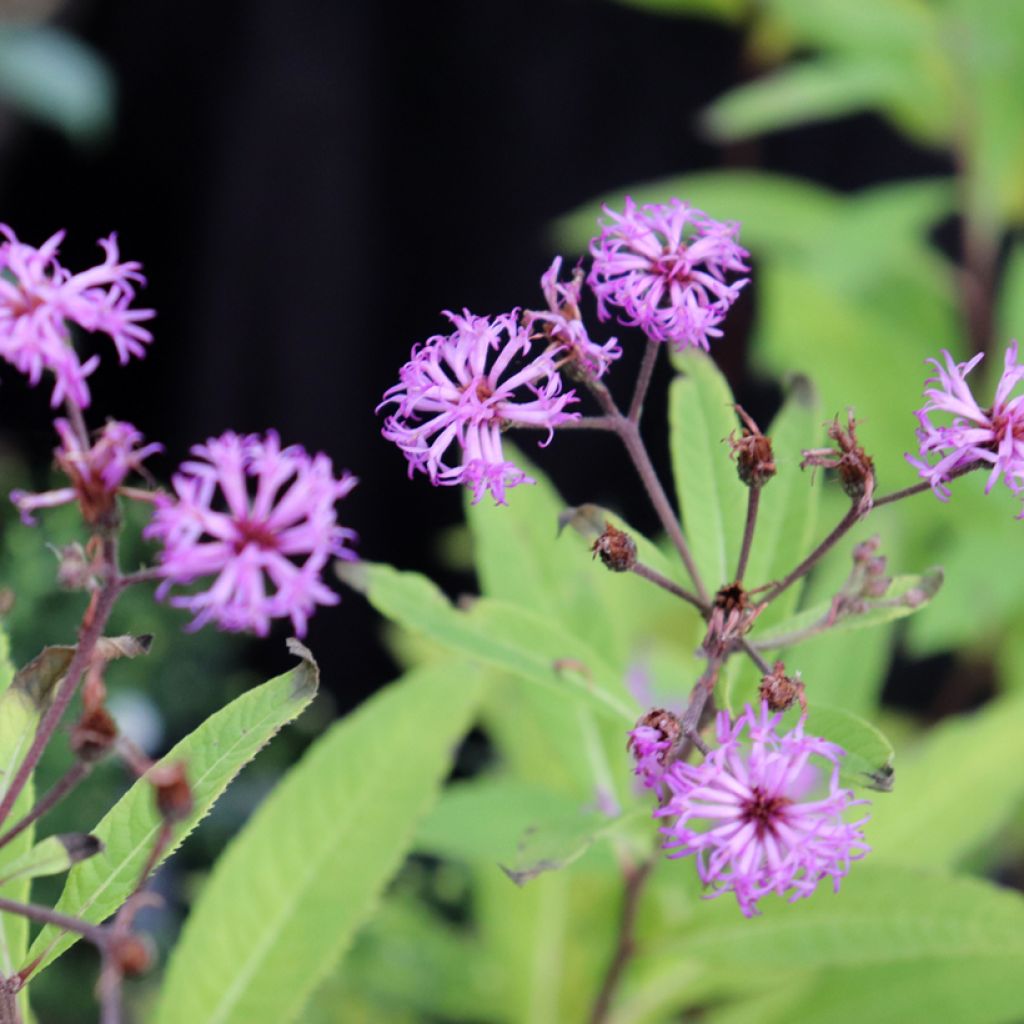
[628,339,660,424]
[734,486,761,584]
[629,562,706,613]
[0,897,107,947]
[0,762,91,851]
[588,858,655,1024]
[737,638,771,675]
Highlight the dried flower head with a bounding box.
[10,418,161,527]
[144,431,357,636]
[592,522,637,572]
[0,226,154,408]
[729,406,776,488]
[524,257,622,379]
[379,309,579,505]
[759,661,807,714]
[658,703,870,916]
[801,411,875,516]
[908,344,1024,509]
[587,197,749,351]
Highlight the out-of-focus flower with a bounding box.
[379,309,579,504]
[144,431,357,636]
[525,257,621,378]
[658,703,869,917]
[908,343,1024,505]
[10,417,161,525]
[587,197,748,350]
[0,226,154,408]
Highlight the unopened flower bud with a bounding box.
[108,933,155,977]
[628,709,681,792]
[759,661,807,713]
[592,523,637,572]
[150,761,192,823]
[729,407,776,488]
[70,705,118,762]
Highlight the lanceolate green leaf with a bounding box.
[27,642,319,974]
[668,350,746,593]
[154,661,486,1024]
[337,562,634,721]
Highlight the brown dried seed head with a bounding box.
[759,661,807,713]
[591,523,637,572]
[713,581,748,614]
[70,705,119,763]
[109,934,154,977]
[150,761,193,823]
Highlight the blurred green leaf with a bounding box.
[0,26,114,143]
[154,660,485,1024]
[611,0,747,22]
[28,642,319,974]
[337,562,634,721]
[668,350,746,593]
[869,690,1024,868]
[801,704,894,790]
[0,834,101,887]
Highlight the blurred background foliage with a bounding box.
[3,0,1024,1021]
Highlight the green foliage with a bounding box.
[27,644,319,974]
[154,660,485,1024]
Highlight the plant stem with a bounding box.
[629,562,705,613]
[759,506,860,607]
[0,762,91,852]
[628,340,660,424]
[734,485,760,584]
[0,987,19,1024]
[588,858,654,1024]
[0,536,121,831]
[0,897,107,947]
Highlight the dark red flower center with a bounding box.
[10,289,46,317]
[988,406,1024,446]
[742,787,791,838]
[233,518,279,553]
[653,247,692,283]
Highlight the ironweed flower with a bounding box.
[587,197,748,350]
[525,257,622,378]
[658,703,869,917]
[0,226,154,408]
[10,418,161,525]
[379,309,579,504]
[145,431,357,636]
[628,709,681,794]
[908,343,1024,506]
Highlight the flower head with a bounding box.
[525,257,622,378]
[0,227,154,408]
[10,418,161,526]
[587,197,749,350]
[144,431,357,636]
[627,708,681,794]
[658,703,869,917]
[379,309,579,504]
[908,343,1024,505]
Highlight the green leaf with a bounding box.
[0,834,102,886]
[337,562,634,721]
[668,350,746,592]
[751,569,943,649]
[869,690,1024,868]
[153,660,486,1024]
[801,705,894,791]
[0,26,115,142]
[27,641,319,974]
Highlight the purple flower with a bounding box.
[10,418,161,525]
[379,309,579,504]
[908,343,1024,505]
[144,431,357,637]
[0,226,154,408]
[525,257,622,378]
[658,703,869,917]
[587,197,749,350]
[628,724,673,793]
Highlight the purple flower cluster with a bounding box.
[909,343,1024,509]
[657,704,869,917]
[381,198,748,504]
[588,197,749,351]
[11,418,161,525]
[379,309,580,504]
[0,227,154,408]
[145,431,357,637]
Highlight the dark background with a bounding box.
[0,0,948,708]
